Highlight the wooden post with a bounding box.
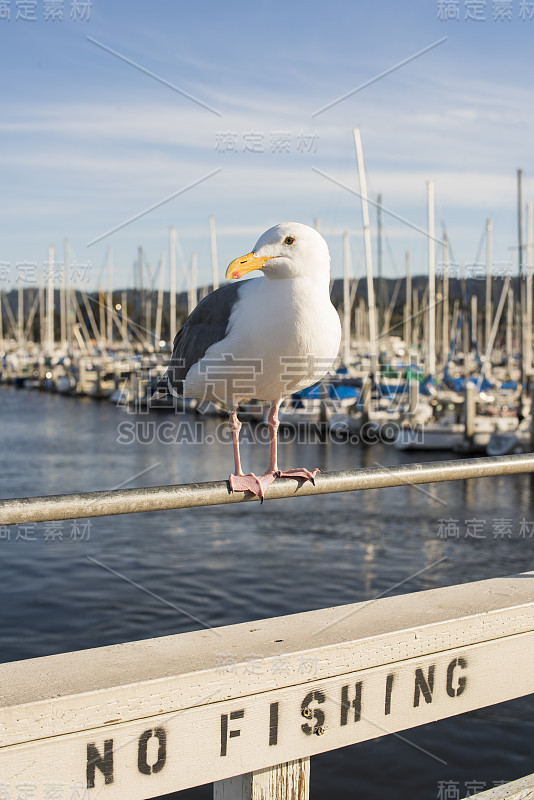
[408,378,418,414]
[214,759,309,800]
[361,375,371,425]
[465,382,476,442]
[318,379,329,442]
[78,356,86,394]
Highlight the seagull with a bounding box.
[158,222,341,501]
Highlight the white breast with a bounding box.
[183,276,341,405]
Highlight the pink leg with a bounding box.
[227,405,277,502]
[272,401,319,485]
[267,400,280,473]
[229,406,243,476]
[228,401,319,502]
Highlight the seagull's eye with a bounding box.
[284,236,295,245]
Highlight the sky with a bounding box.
[1,0,533,293]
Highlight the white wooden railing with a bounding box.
[2,455,534,799]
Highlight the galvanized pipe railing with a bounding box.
[1,452,534,525]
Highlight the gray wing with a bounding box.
[155,281,244,396]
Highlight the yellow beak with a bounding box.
[226,251,270,280]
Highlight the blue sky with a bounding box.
[1,0,533,292]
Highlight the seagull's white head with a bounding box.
[226,222,331,282]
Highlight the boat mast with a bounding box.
[353,128,378,379]
[427,180,436,377]
[136,246,144,348]
[412,286,419,349]
[106,246,113,347]
[377,193,383,336]
[17,265,23,349]
[442,232,449,366]
[121,291,128,345]
[526,201,533,380]
[98,284,105,344]
[471,294,478,354]
[59,250,66,348]
[404,251,411,351]
[188,254,198,316]
[155,250,166,352]
[506,284,513,369]
[64,239,73,352]
[343,231,351,367]
[518,169,525,387]
[46,245,54,354]
[39,267,45,347]
[209,215,219,291]
[477,275,511,390]
[169,226,177,339]
[485,219,493,353]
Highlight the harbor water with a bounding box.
[1,385,534,799]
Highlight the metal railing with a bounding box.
[1,452,534,525]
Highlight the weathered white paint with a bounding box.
[214,759,310,800]
[465,772,534,799]
[1,572,534,800]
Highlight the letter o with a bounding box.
[137,727,167,775]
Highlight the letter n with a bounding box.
[413,666,435,707]
[87,740,114,788]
